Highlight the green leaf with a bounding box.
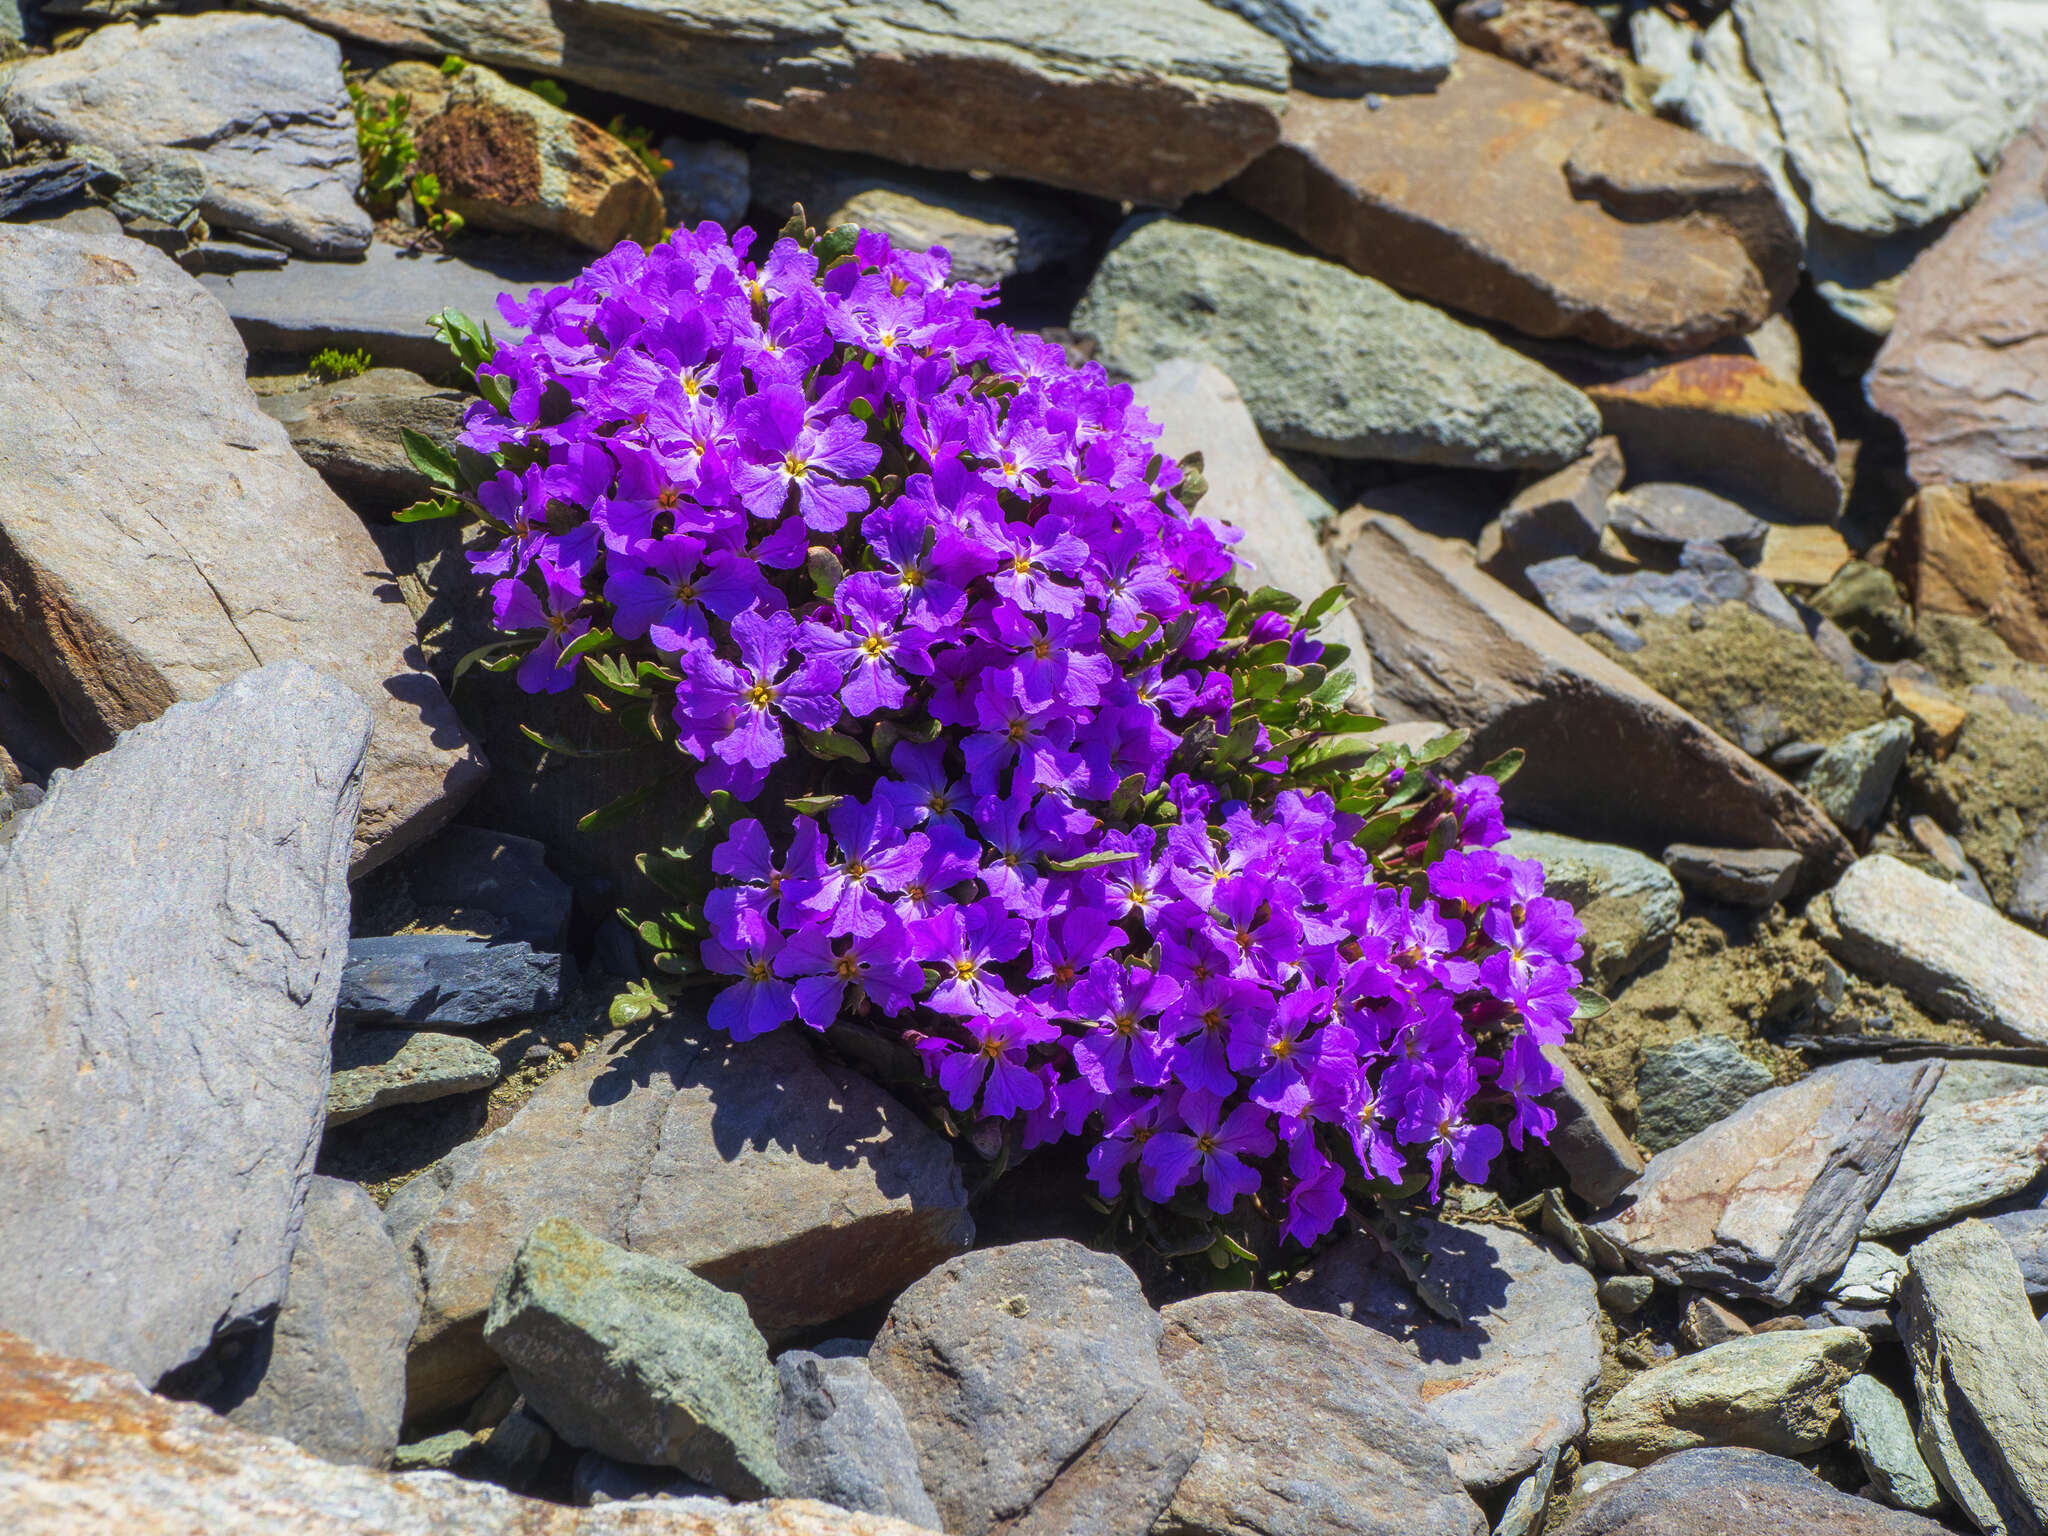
[451,637,529,683]
[517,724,628,759]
[1311,668,1358,707]
[476,371,514,415]
[1045,849,1140,873]
[1245,585,1302,616]
[1300,582,1349,629]
[392,494,464,522]
[815,223,861,263]
[1293,734,1387,774]
[558,626,616,665]
[786,793,844,818]
[1322,710,1387,735]
[525,76,570,108]
[1413,728,1470,764]
[807,545,845,603]
[1571,986,1612,1022]
[577,773,676,832]
[1477,747,1526,786]
[798,726,869,764]
[584,653,650,697]
[401,427,460,490]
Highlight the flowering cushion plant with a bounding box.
[411,213,1593,1256]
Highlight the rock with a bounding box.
[1553,1446,1947,1536]
[660,137,749,230]
[340,934,568,1029]
[384,1019,972,1419]
[1230,47,1801,354]
[1585,355,1842,523]
[572,1451,725,1506]
[776,1351,939,1528]
[0,663,367,1385]
[1812,561,1916,661]
[1072,216,1600,470]
[220,1177,420,1468]
[749,141,1089,289]
[392,1428,475,1472]
[360,824,574,951]
[1817,854,2048,1045]
[1502,828,1681,986]
[327,1028,502,1127]
[1981,1207,2048,1302]
[1127,358,1372,691]
[1759,524,1852,591]
[1869,109,2048,486]
[1586,1327,1868,1465]
[1802,719,1914,831]
[199,236,587,374]
[1451,0,1636,105]
[1884,676,1969,755]
[1339,515,1853,887]
[258,368,466,513]
[0,1328,938,1536]
[1209,0,1454,87]
[0,15,371,257]
[1634,1036,1776,1155]
[1680,1296,1752,1351]
[241,0,1290,209]
[1885,483,2048,664]
[413,63,662,251]
[468,1401,553,1492]
[483,1219,784,1498]
[1600,1275,1656,1315]
[0,224,484,875]
[1864,1087,2048,1239]
[1540,1045,1646,1209]
[1489,437,1624,571]
[871,1240,1199,1536]
[1494,1446,1563,1536]
[1607,485,1770,564]
[1282,1220,1601,1490]
[1156,1290,1485,1534]
[1589,1059,1943,1306]
[0,157,88,218]
[1841,1374,1945,1516]
[1523,547,1800,656]
[1899,1221,2048,1533]
[1662,845,1802,910]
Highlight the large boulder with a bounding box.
[0,1327,942,1535]
[1230,48,1800,353]
[0,663,367,1385]
[1338,515,1852,888]
[0,223,483,875]
[235,0,1289,208]
[1072,216,1600,469]
[0,14,372,257]
[383,1020,972,1420]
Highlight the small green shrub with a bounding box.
[348,80,464,239]
[308,346,372,382]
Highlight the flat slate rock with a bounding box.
[1502,828,1680,986]
[327,1028,502,1126]
[0,157,88,218]
[257,367,466,510]
[870,1240,1201,1536]
[0,13,371,257]
[362,822,574,951]
[1590,1058,1943,1306]
[1156,1290,1485,1535]
[1283,1221,1601,1490]
[339,933,569,1029]
[383,1019,973,1420]
[1073,216,1600,470]
[776,1350,941,1528]
[1210,0,1455,85]
[1232,47,1801,353]
[1539,1044,1646,1209]
[1662,845,1801,909]
[1633,1035,1775,1155]
[1607,484,1770,563]
[1841,1373,1944,1516]
[200,236,587,374]
[1340,515,1852,889]
[0,663,367,1386]
[1523,546,1799,655]
[241,0,1289,208]
[219,1176,421,1469]
[1865,1086,2048,1239]
[1818,853,2048,1046]
[0,224,483,875]
[1553,1445,1948,1535]
[0,1327,941,1536]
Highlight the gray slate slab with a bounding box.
[1553,1445,1947,1535]
[776,1349,940,1528]
[1210,0,1455,85]
[326,1028,502,1126]
[1865,1086,2048,1238]
[339,933,568,1028]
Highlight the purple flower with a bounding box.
[932,1007,1059,1119]
[731,382,880,531]
[672,608,843,782]
[774,912,922,1027]
[802,576,935,717]
[912,897,1029,1016]
[492,567,589,694]
[1399,1059,1505,1198]
[1068,964,1181,1093]
[704,929,795,1041]
[605,533,759,653]
[787,795,928,938]
[1139,1089,1275,1214]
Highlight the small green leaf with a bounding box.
[517,724,627,759]
[815,223,861,263]
[558,626,615,665]
[452,637,529,683]
[1311,668,1358,707]
[807,545,845,603]
[1477,747,1526,786]
[392,494,464,523]
[1300,582,1349,629]
[786,793,844,818]
[1413,728,1470,764]
[1244,586,1302,617]
[476,371,514,415]
[798,726,869,764]
[401,427,460,489]
[1045,849,1140,873]
[578,773,676,832]
[1571,986,1612,1022]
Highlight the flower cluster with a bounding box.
[430,217,1587,1249]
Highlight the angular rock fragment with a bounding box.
[1073,217,1600,469]
[340,934,568,1029]
[1451,0,1638,104]
[1554,1445,1946,1536]
[870,1240,1201,1536]
[1589,1059,1942,1305]
[1662,845,1801,909]
[258,368,466,512]
[1586,1327,1868,1464]
[1841,1374,1945,1516]
[1489,437,1624,572]
[1607,484,1770,564]
[1211,0,1454,87]
[326,1028,502,1126]
[776,1349,939,1528]
[484,1219,785,1498]
[0,664,367,1385]
[1156,1290,1485,1535]
[362,824,574,951]
[661,138,749,231]
[1864,1087,2048,1239]
[1633,1036,1775,1155]
[1502,828,1680,985]
[1539,1045,1645,1209]
[1523,547,1797,656]
[0,223,483,874]
[1231,48,1801,352]
[1803,718,1914,831]
[1885,482,2048,664]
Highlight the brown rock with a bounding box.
[415,64,663,251]
[1758,524,1852,589]
[1231,48,1800,353]
[0,1327,938,1535]
[1885,676,1969,755]
[383,1020,973,1420]
[1339,514,1852,888]
[258,367,466,512]
[1585,355,1843,523]
[1680,1295,1751,1350]
[1870,109,2048,488]
[1885,481,2048,663]
[1450,0,1637,105]
[0,223,483,875]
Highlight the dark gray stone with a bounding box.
[0,158,88,218]
[0,663,368,1386]
[1840,1374,1944,1516]
[392,824,574,951]
[1210,0,1455,85]
[658,138,748,231]
[483,1218,786,1499]
[257,368,465,511]
[1662,844,1802,909]
[1157,1290,1484,1536]
[1553,1446,1947,1535]
[1525,546,1800,654]
[326,1028,501,1126]
[1634,1035,1776,1154]
[1540,1045,1646,1209]
[339,933,567,1028]
[221,1176,420,1468]
[1495,437,1624,564]
[775,1349,940,1527]
[570,1451,725,1507]
[1981,1206,2048,1300]
[1863,1086,2048,1238]
[1802,718,1914,831]
[870,1239,1202,1536]
[1608,483,1770,564]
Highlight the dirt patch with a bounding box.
[417,103,541,210]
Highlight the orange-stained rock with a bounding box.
[1884,482,2048,663]
[1450,0,1638,105]
[1759,524,1852,588]
[1586,354,1842,523]
[1230,48,1800,354]
[1886,676,1970,757]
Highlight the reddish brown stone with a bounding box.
[1450,0,1635,104]
[1586,354,1843,523]
[1231,48,1800,353]
[1885,482,2048,663]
